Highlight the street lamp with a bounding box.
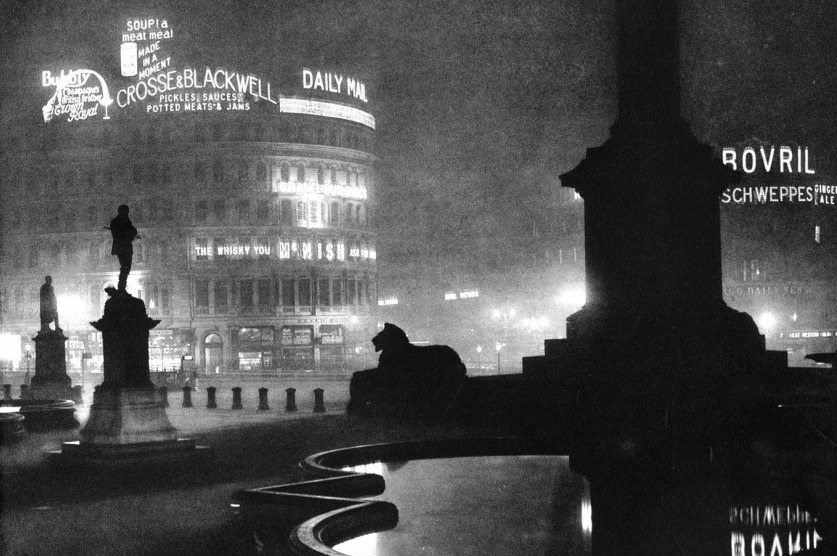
[476,344,482,372]
[495,341,504,374]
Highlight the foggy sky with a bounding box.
[2,0,836,272]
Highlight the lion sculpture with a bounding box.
[347,323,467,414]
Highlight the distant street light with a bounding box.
[756,311,777,334]
[495,341,503,374]
[556,286,586,309]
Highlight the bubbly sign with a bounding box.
[41,69,114,123]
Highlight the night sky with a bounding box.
[2,0,836,271]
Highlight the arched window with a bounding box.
[356,205,362,225]
[346,203,353,223]
[330,168,337,184]
[296,165,305,182]
[213,160,224,183]
[317,167,324,184]
[280,164,289,182]
[256,162,267,183]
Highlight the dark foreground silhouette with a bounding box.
[347,323,467,415]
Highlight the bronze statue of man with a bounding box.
[39,275,60,331]
[109,204,138,291]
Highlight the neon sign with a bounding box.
[275,181,368,201]
[302,68,367,102]
[280,97,376,129]
[117,68,276,112]
[722,184,836,206]
[41,69,114,123]
[722,146,815,175]
[729,504,822,556]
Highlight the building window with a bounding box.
[346,203,353,223]
[296,165,305,182]
[195,201,208,222]
[296,201,307,223]
[317,167,324,184]
[309,201,319,223]
[330,168,337,184]
[238,160,248,181]
[214,280,228,312]
[347,279,356,305]
[298,278,311,308]
[213,200,226,221]
[240,280,253,307]
[330,202,339,225]
[195,280,209,308]
[318,279,330,307]
[256,162,267,183]
[333,279,343,307]
[280,199,293,222]
[280,165,289,182]
[213,160,224,183]
[256,200,269,221]
[234,199,249,221]
[815,225,821,244]
[257,279,271,307]
[356,205,362,225]
[281,278,295,311]
[148,285,159,310]
[161,287,170,311]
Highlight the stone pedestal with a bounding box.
[29,328,78,402]
[55,290,209,466]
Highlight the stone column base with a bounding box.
[80,386,177,444]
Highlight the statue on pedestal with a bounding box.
[108,204,138,291]
[39,275,60,331]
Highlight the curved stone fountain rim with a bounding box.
[238,436,567,555]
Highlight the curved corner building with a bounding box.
[0,50,379,376]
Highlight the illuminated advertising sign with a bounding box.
[302,68,368,102]
[275,181,368,200]
[193,237,375,262]
[719,144,835,206]
[41,69,114,122]
[722,184,836,206]
[722,145,815,175]
[279,97,376,129]
[40,18,373,125]
[729,504,822,556]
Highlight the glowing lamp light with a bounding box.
[0,334,21,362]
[57,294,85,318]
[756,311,777,332]
[556,287,586,307]
[349,316,359,325]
